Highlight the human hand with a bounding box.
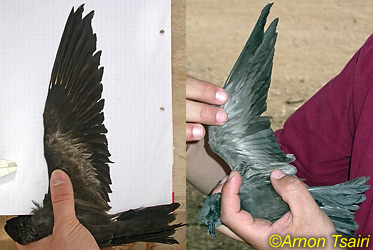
[16,170,109,250]
[186,76,228,142]
[213,170,337,250]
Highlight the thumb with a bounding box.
[50,169,77,228]
[270,169,319,217]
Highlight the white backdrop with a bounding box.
[0,0,173,214]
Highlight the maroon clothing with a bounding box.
[275,34,373,243]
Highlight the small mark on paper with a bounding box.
[0,159,17,178]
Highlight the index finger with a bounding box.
[220,171,254,229]
[15,243,26,250]
[186,76,228,105]
[220,171,272,246]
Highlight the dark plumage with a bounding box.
[199,3,370,237]
[5,5,182,246]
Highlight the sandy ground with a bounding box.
[187,0,373,249]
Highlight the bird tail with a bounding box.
[308,176,370,237]
[109,203,183,245]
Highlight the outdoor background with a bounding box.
[187,0,373,249]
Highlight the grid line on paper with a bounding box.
[0,0,172,215]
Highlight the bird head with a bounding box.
[5,215,33,245]
[198,193,222,237]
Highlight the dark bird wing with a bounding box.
[208,3,296,176]
[43,5,112,211]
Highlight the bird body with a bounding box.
[5,5,181,246]
[199,3,370,237]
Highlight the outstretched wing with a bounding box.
[43,5,111,211]
[208,3,296,175]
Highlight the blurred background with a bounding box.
[186,0,373,249]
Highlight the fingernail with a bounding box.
[192,126,204,139]
[218,175,229,185]
[51,170,66,186]
[271,169,286,179]
[228,171,235,180]
[215,90,228,104]
[216,109,228,124]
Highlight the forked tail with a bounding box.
[109,203,183,245]
[309,177,370,237]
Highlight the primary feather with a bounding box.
[199,3,370,238]
[5,5,182,246]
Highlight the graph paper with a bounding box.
[0,0,173,215]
